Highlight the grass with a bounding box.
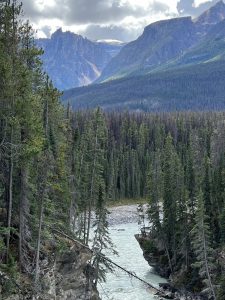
[107,198,148,208]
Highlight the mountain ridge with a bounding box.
[195,0,225,25]
[36,29,123,90]
[144,18,225,73]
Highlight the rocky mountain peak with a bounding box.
[51,27,63,39]
[142,17,194,41]
[214,0,225,8]
[195,0,225,25]
[51,28,82,43]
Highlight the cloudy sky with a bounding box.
[22,0,221,41]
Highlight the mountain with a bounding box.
[97,1,225,82]
[195,0,225,26]
[150,18,225,72]
[36,29,123,90]
[60,1,225,112]
[62,2,225,112]
[97,17,198,82]
[36,1,225,91]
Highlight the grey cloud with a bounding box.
[22,0,63,21]
[22,0,42,21]
[76,1,172,42]
[177,0,220,16]
[58,0,150,25]
[22,0,146,24]
[151,1,170,14]
[62,0,171,25]
[22,0,170,25]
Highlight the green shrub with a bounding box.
[142,239,158,254]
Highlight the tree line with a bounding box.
[62,60,225,112]
[70,110,225,298]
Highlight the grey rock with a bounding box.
[40,244,100,300]
[36,29,123,91]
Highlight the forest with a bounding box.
[71,110,225,299]
[62,60,225,112]
[0,1,225,300]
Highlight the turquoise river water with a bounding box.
[98,222,167,300]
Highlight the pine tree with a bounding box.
[217,275,225,300]
[91,184,116,285]
[220,206,225,245]
[0,0,20,264]
[147,150,162,234]
[186,142,197,221]
[191,189,217,299]
[85,108,108,245]
[162,134,181,261]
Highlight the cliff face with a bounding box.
[1,243,100,300]
[40,243,100,300]
[135,234,206,300]
[36,29,123,91]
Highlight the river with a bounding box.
[98,219,167,300]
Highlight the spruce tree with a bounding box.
[191,189,217,299]
[148,150,162,234]
[91,184,116,285]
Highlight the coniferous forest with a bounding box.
[0,1,225,300]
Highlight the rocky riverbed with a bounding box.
[107,204,148,226]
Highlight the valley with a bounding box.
[1,1,225,300]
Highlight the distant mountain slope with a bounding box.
[97,1,225,83]
[195,0,225,25]
[36,29,123,90]
[62,60,225,112]
[97,17,198,82]
[150,18,225,72]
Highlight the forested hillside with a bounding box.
[70,110,225,298]
[62,60,225,111]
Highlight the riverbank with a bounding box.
[135,234,206,300]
